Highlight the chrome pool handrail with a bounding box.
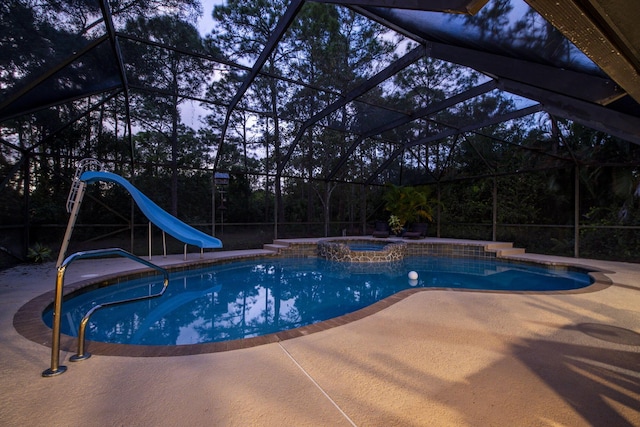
[42,248,169,377]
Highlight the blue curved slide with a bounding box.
[81,171,222,249]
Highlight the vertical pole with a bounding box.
[574,166,580,258]
[23,155,30,260]
[436,182,441,238]
[130,201,135,254]
[212,173,216,237]
[274,176,279,240]
[162,232,167,257]
[492,177,498,241]
[42,265,68,377]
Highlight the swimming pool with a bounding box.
[43,256,593,347]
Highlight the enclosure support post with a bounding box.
[212,172,216,236]
[492,177,498,241]
[23,154,31,260]
[274,176,279,240]
[130,201,135,254]
[436,182,441,238]
[574,166,580,258]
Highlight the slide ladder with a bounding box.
[56,159,103,267]
[65,158,103,213]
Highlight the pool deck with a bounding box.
[1,238,639,426]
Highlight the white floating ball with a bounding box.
[408,271,418,280]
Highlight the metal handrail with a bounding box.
[43,248,169,377]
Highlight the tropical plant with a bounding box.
[388,215,403,235]
[27,243,52,263]
[383,184,437,228]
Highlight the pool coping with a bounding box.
[13,239,613,358]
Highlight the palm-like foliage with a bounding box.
[382,184,436,226]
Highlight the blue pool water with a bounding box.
[347,242,388,251]
[44,257,592,346]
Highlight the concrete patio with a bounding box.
[1,241,639,426]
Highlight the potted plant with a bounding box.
[383,184,436,235]
[388,214,404,235]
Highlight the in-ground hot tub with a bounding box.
[318,239,407,262]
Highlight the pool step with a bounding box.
[486,242,526,258]
[263,242,290,253]
[496,247,526,257]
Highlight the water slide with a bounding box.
[81,171,223,249]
